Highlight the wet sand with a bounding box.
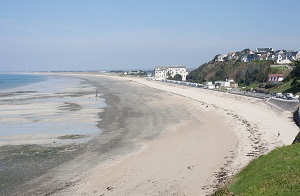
[0,75,104,195]
[0,76,103,146]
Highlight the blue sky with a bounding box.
[1,0,300,71]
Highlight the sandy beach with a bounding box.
[1,73,299,196]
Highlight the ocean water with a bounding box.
[0,73,48,90]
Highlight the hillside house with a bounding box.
[221,47,299,64]
[259,53,267,60]
[226,52,239,61]
[268,74,284,84]
[256,47,274,53]
[276,54,292,64]
[154,65,188,81]
[296,51,300,60]
[214,54,227,62]
[241,54,259,62]
[241,54,249,62]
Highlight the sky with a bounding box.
[0,0,300,71]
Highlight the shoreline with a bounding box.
[1,73,299,195]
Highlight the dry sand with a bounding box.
[50,74,298,196]
[4,73,299,196]
[54,85,235,196]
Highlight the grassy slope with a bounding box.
[269,67,291,76]
[272,80,292,93]
[214,143,300,195]
[270,80,300,95]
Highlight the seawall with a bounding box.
[267,98,299,112]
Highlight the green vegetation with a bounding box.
[213,143,300,195]
[187,59,273,85]
[173,74,183,81]
[270,80,293,93]
[290,61,300,88]
[269,67,291,74]
[167,73,182,81]
[187,50,297,92]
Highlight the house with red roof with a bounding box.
[268,74,284,84]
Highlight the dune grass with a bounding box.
[213,143,300,195]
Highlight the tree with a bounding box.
[173,74,182,81]
[290,61,300,87]
[215,69,226,81]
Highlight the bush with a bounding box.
[265,83,276,89]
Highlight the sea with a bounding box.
[0,73,105,146]
[0,73,48,90]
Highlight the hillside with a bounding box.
[213,143,300,195]
[187,60,290,86]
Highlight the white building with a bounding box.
[215,81,230,87]
[154,65,188,81]
[276,54,292,64]
[214,54,227,62]
[214,79,238,89]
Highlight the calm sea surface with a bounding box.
[0,73,48,90]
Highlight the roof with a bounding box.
[155,65,186,70]
[256,48,274,53]
[268,74,284,77]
